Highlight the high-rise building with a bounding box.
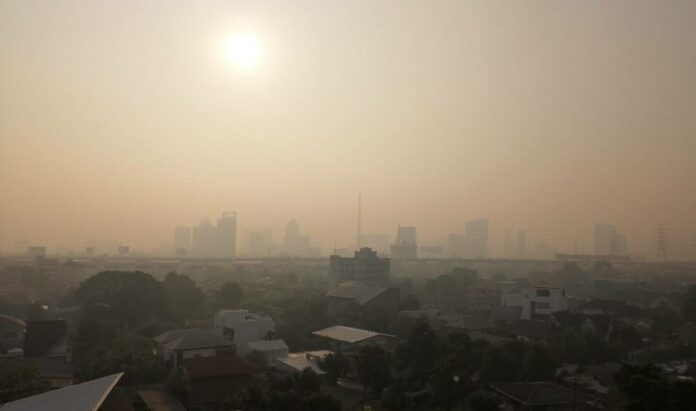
[192,219,217,256]
[594,223,624,256]
[216,212,237,258]
[284,220,300,247]
[174,226,191,256]
[330,247,390,283]
[391,226,417,259]
[464,219,488,258]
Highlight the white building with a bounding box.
[247,339,289,365]
[502,286,567,320]
[214,309,276,356]
[153,328,235,368]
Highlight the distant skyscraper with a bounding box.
[192,219,217,256]
[464,219,489,258]
[391,226,417,259]
[594,223,621,255]
[216,212,237,258]
[174,226,191,255]
[517,230,527,258]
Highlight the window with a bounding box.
[536,302,550,309]
[536,289,551,297]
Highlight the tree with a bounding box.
[522,344,556,381]
[356,344,392,395]
[466,390,502,411]
[0,361,50,403]
[397,319,442,380]
[75,271,166,327]
[216,282,245,309]
[294,368,320,395]
[431,356,474,410]
[164,272,204,321]
[319,353,351,383]
[399,294,421,311]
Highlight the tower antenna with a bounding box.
[357,192,362,249]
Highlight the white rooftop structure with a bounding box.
[0,372,122,411]
[312,325,394,344]
[276,350,332,375]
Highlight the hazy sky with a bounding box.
[1,0,695,257]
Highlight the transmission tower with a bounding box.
[656,224,668,261]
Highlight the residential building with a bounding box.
[312,325,395,353]
[275,350,332,375]
[502,286,567,320]
[490,381,600,411]
[181,356,255,410]
[326,281,401,317]
[213,309,276,356]
[246,339,289,366]
[0,313,25,356]
[153,328,235,368]
[329,248,390,283]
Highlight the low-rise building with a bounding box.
[312,325,394,353]
[490,381,601,411]
[502,286,567,320]
[153,328,235,368]
[246,339,289,366]
[326,281,400,317]
[275,350,332,375]
[330,248,390,283]
[214,309,275,356]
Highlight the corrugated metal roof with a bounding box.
[0,372,122,411]
[312,325,394,344]
[276,351,331,374]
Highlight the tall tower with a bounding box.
[357,192,362,249]
[656,224,668,261]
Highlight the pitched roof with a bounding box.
[312,325,394,344]
[247,339,288,352]
[137,390,188,411]
[490,382,573,406]
[0,372,122,411]
[276,350,332,374]
[183,356,254,380]
[154,328,233,351]
[326,281,393,305]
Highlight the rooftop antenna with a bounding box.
[357,192,362,250]
[656,224,668,261]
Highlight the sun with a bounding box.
[223,34,262,72]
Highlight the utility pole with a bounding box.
[357,192,362,250]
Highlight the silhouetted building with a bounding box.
[216,212,237,258]
[174,226,191,256]
[390,226,417,259]
[330,247,390,283]
[192,219,217,256]
[246,229,272,256]
[356,234,390,255]
[465,219,489,258]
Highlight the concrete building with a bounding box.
[465,219,489,258]
[330,247,391,283]
[192,219,217,256]
[246,339,289,365]
[390,226,417,259]
[502,286,568,320]
[275,350,332,375]
[213,309,276,356]
[174,226,191,256]
[153,328,235,368]
[312,325,395,353]
[216,212,237,258]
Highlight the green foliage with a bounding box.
[482,341,557,383]
[75,271,166,327]
[681,286,696,324]
[424,267,478,310]
[318,353,351,383]
[396,319,442,380]
[616,364,696,411]
[356,344,392,395]
[399,294,421,311]
[164,272,204,322]
[466,389,502,411]
[0,361,50,403]
[215,282,245,309]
